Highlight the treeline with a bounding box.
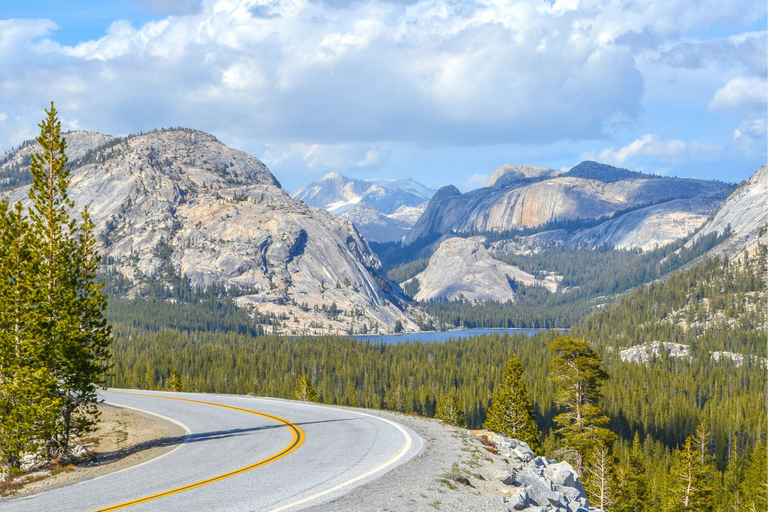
[104,241,767,509]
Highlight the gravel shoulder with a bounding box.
[307,409,516,512]
[1,403,186,499]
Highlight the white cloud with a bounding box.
[709,76,767,116]
[586,134,722,166]
[0,0,764,187]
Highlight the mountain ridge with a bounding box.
[0,128,416,334]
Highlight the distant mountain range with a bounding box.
[292,173,435,242]
[404,161,733,247]
[0,129,415,334]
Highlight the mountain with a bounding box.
[522,197,722,251]
[292,172,435,242]
[404,161,732,247]
[485,164,562,188]
[339,202,428,243]
[688,165,768,258]
[292,172,434,215]
[0,129,415,334]
[402,237,559,302]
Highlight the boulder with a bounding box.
[508,488,529,510]
[495,469,517,485]
[544,461,578,487]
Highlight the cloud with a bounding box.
[586,134,722,166]
[709,76,767,116]
[0,0,764,186]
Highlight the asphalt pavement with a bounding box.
[0,389,422,512]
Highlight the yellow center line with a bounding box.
[94,390,305,512]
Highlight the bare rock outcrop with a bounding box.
[407,237,559,302]
[1,129,415,334]
[523,197,722,251]
[404,162,732,247]
[688,165,768,258]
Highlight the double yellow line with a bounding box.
[96,391,305,512]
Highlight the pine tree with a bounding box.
[584,441,615,511]
[27,103,112,457]
[740,439,767,511]
[294,374,318,402]
[483,355,541,451]
[548,336,616,473]
[435,393,465,427]
[167,368,183,392]
[664,424,714,512]
[721,437,746,511]
[615,431,648,512]
[0,202,62,469]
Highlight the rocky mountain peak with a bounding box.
[0,128,416,334]
[565,160,651,183]
[485,164,562,188]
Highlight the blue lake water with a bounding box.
[353,328,563,344]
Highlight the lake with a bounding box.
[353,328,563,344]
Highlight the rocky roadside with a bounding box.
[308,409,594,512]
[0,404,186,499]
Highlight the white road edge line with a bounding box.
[7,400,194,503]
[266,405,414,512]
[80,401,193,483]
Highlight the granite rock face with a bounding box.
[404,162,732,247]
[1,129,415,334]
[689,165,768,258]
[522,197,722,251]
[485,164,563,188]
[340,202,427,243]
[406,237,559,302]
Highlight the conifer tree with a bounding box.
[167,368,183,392]
[27,103,112,457]
[435,393,465,427]
[721,437,746,511]
[0,201,61,469]
[740,439,767,511]
[294,374,318,402]
[615,431,648,512]
[664,425,714,512]
[548,336,615,473]
[483,355,541,451]
[584,441,615,511]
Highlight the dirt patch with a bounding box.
[1,403,186,498]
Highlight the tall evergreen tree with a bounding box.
[664,425,714,512]
[0,202,62,469]
[740,439,767,511]
[615,431,648,512]
[548,336,615,473]
[27,103,112,457]
[483,355,541,451]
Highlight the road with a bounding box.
[1,389,422,512]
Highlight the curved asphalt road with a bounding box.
[1,389,422,512]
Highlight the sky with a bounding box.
[0,0,765,193]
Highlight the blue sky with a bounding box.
[0,0,765,193]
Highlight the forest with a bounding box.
[104,241,767,510]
